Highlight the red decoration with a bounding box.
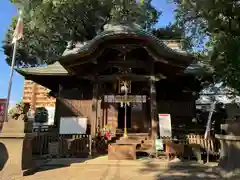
[0,104,4,115]
[0,99,7,132]
[105,131,111,139]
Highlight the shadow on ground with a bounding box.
[0,142,8,171]
[23,157,91,176]
[140,160,240,180]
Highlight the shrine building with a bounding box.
[16,23,204,141]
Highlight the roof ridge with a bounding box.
[62,23,193,61]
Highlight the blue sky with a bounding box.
[0,0,176,107]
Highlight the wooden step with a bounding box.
[119,136,148,141]
[116,139,142,144]
[141,143,152,149]
[116,138,153,145]
[142,140,153,144]
[141,140,153,149]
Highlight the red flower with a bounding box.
[106,131,111,138]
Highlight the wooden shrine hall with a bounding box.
[16,23,203,158]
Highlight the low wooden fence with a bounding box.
[161,134,220,156]
[184,134,220,155]
[31,133,90,158]
[31,133,220,159]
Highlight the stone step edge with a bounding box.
[0,133,25,138]
[36,158,208,168]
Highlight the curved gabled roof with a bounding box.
[61,23,195,64]
[184,61,213,75]
[15,62,69,76]
[16,23,202,84]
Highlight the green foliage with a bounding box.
[173,0,240,92]
[8,101,30,121]
[4,0,160,67]
[210,35,240,92]
[152,23,193,51]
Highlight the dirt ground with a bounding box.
[1,157,239,180]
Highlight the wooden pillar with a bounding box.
[105,106,108,126]
[91,83,98,137]
[101,99,105,130]
[31,83,37,110]
[96,82,102,134]
[150,78,157,148]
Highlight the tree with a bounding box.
[8,101,30,121]
[3,0,160,67]
[173,0,240,93]
[152,23,193,51]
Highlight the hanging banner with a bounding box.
[0,99,7,132]
[104,95,146,103]
[159,114,172,138]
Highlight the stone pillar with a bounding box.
[216,135,240,172]
[216,121,240,172]
[150,78,157,147]
[0,120,34,177]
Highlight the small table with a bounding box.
[108,143,136,160]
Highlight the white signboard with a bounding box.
[159,114,172,138]
[60,117,87,134]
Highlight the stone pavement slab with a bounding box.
[1,165,161,180]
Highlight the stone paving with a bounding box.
[1,157,240,180]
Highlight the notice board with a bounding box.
[159,114,172,138]
[60,117,87,134]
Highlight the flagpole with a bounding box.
[4,9,22,122]
[5,40,18,122]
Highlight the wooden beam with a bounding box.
[144,47,188,68]
[107,60,147,68]
[83,74,166,82]
[70,58,152,75]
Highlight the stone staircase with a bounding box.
[115,133,153,151]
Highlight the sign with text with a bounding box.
[159,114,172,138]
[0,99,7,132]
[104,95,146,103]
